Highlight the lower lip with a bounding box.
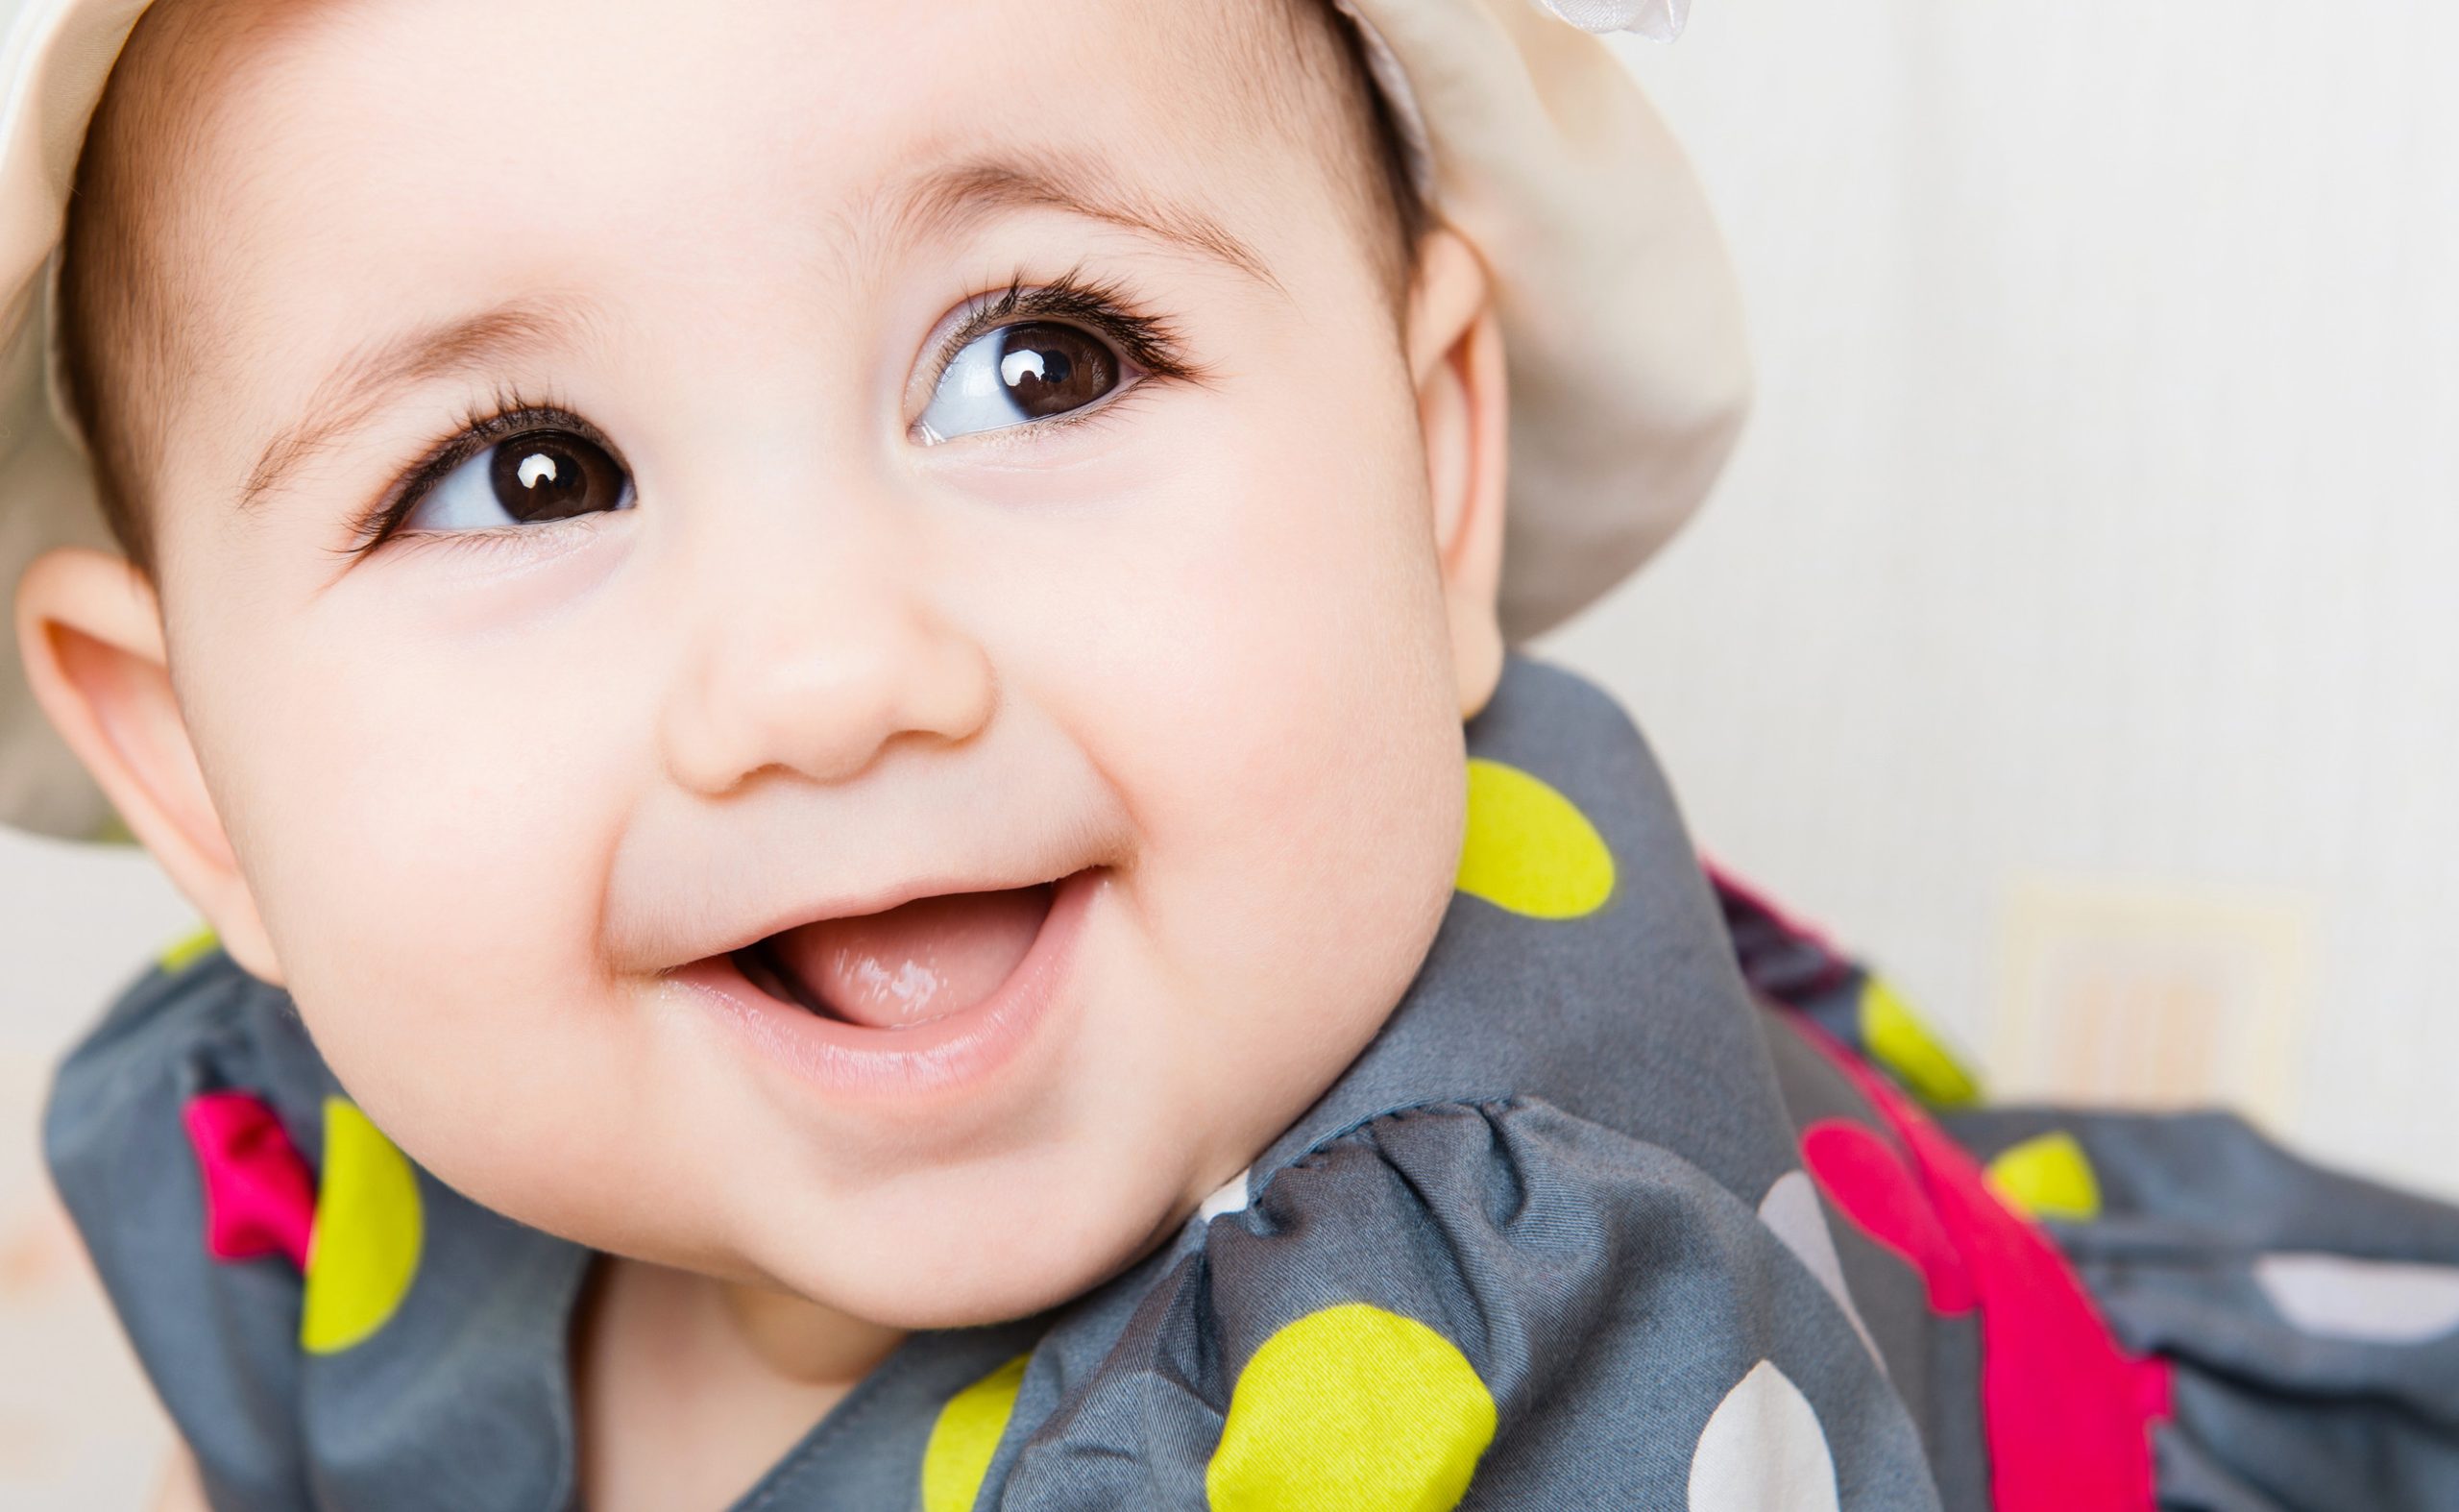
[664,866,1101,1101]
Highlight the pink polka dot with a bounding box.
[1800,1119,1974,1313]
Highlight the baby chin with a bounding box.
[723,1114,1230,1332]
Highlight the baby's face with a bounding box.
[125,0,1496,1325]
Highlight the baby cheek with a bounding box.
[1095,632,1461,1094]
[211,629,640,1036]
[224,674,662,1222]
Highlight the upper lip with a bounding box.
[664,865,1081,973]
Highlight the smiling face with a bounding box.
[28,0,1509,1327]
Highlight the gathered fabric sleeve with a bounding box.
[42,949,329,1512]
[986,1095,1943,1510]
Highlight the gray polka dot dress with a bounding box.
[45,653,2459,1509]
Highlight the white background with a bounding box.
[1559,0,2459,1187]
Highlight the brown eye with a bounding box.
[398,427,634,534]
[995,322,1118,420]
[488,431,628,523]
[917,319,1127,441]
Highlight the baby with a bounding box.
[12,0,2459,1508]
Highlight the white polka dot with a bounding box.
[1197,1166,1254,1223]
[2254,1252,2459,1344]
[1688,1359,1839,1512]
[1758,1170,1884,1370]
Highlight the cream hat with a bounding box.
[0,0,1746,840]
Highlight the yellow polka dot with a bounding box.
[301,1098,424,1354]
[1206,1303,1495,1512]
[156,924,220,973]
[1454,759,1614,919]
[1858,978,1981,1109]
[1986,1132,2102,1222]
[922,1353,1031,1512]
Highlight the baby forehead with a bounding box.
[137,0,1349,248]
[106,0,1358,402]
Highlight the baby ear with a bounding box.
[16,547,283,984]
[1404,225,1509,720]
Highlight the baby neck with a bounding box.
[719,1276,910,1386]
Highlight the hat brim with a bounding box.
[1338,0,1750,641]
[0,0,149,841]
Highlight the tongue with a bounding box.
[767,884,1053,1029]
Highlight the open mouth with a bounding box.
[728,880,1059,1031]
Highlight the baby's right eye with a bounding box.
[397,428,634,534]
[915,320,1129,444]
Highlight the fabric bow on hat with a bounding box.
[1536,0,1689,41]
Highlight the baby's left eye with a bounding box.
[395,427,634,535]
[916,321,1126,443]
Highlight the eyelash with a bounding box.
[339,386,602,559]
[341,270,1204,558]
[921,265,1203,408]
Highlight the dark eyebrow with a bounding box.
[238,299,596,514]
[241,159,1268,513]
[889,150,1284,296]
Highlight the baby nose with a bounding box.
[659,533,995,794]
